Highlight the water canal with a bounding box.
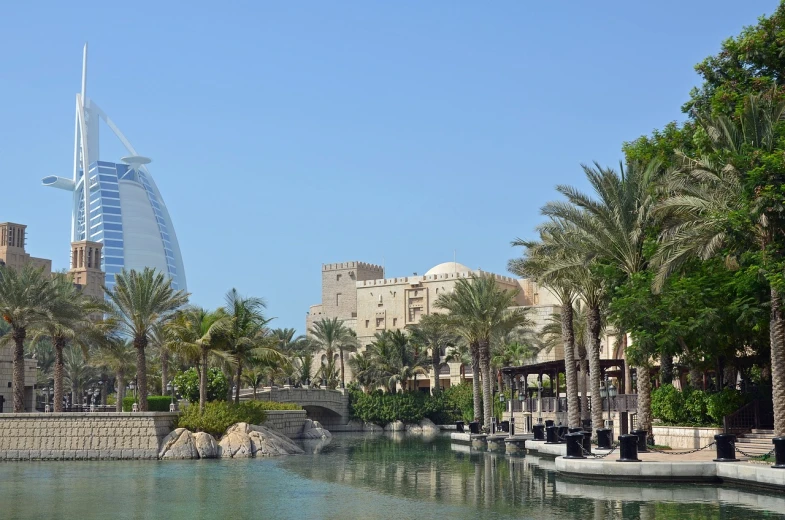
[1,433,783,519]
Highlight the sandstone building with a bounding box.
[306,260,562,390]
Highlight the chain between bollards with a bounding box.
[579,442,619,459]
[647,441,716,456]
[731,442,776,459]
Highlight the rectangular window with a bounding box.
[103,223,123,231]
[103,247,123,257]
[104,240,123,249]
[100,190,120,199]
[105,257,124,265]
[365,320,369,328]
[102,214,122,224]
[392,318,397,326]
[103,231,123,240]
[102,206,122,215]
[104,265,123,274]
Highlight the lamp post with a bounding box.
[129,380,137,400]
[167,382,176,412]
[92,385,100,412]
[537,380,543,424]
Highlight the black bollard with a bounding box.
[469,421,480,434]
[455,421,465,433]
[772,437,785,469]
[582,431,592,454]
[557,425,569,443]
[546,425,558,444]
[533,424,545,441]
[713,433,738,462]
[617,434,640,462]
[509,417,515,436]
[491,418,496,434]
[631,429,648,452]
[596,428,612,449]
[564,432,586,459]
[569,427,583,434]
[545,419,555,428]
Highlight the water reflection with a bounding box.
[279,433,785,520]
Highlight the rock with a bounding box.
[419,418,439,432]
[301,419,332,440]
[218,423,304,458]
[159,428,199,460]
[364,422,383,432]
[384,420,405,432]
[405,423,423,433]
[193,432,219,459]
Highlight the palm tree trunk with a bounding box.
[637,364,653,436]
[479,339,493,428]
[116,372,125,412]
[339,348,346,388]
[12,327,26,412]
[621,332,632,394]
[134,335,148,412]
[588,305,604,437]
[470,342,482,423]
[200,347,208,413]
[234,360,243,404]
[580,358,590,422]
[432,346,441,395]
[161,349,169,398]
[561,301,580,428]
[660,353,674,386]
[53,336,65,412]
[770,286,785,435]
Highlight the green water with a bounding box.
[1,433,784,519]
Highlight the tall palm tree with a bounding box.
[435,274,530,428]
[166,307,230,412]
[655,89,785,434]
[510,231,583,428]
[347,350,376,391]
[221,288,280,404]
[105,268,189,411]
[63,345,96,406]
[31,272,107,412]
[271,327,308,355]
[410,315,457,395]
[445,342,472,382]
[309,317,356,388]
[242,365,266,399]
[541,158,662,436]
[92,337,136,411]
[0,264,58,412]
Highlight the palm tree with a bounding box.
[166,307,230,412]
[63,345,96,406]
[655,89,785,434]
[410,315,457,394]
[30,272,107,412]
[271,328,308,355]
[105,268,189,411]
[0,264,58,412]
[510,232,583,429]
[221,288,280,404]
[541,158,662,436]
[347,350,375,391]
[92,337,136,411]
[309,317,356,388]
[242,365,266,399]
[445,342,472,382]
[435,274,530,428]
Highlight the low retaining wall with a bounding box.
[653,426,723,450]
[262,410,308,438]
[0,412,177,460]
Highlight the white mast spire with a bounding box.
[81,43,87,103]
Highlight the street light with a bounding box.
[602,377,618,427]
[167,381,176,411]
[537,380,543,424]
[129,380,137,400]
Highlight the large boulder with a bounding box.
[384,420,405,432]
[364,422,383,432]
[405,423,423,433]
[219,423,304,458]
[193,431,219,459]
[301,419,332,440]
[159,428,199,460]
[419,418,439,433]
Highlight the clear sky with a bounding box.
[0,1,777,333]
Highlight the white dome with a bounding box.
[424,262,472,276]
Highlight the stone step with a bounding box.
[736,437,773,445]
[751,429,775,435]
[741,433,775,439]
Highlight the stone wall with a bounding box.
[0,412,177,460]
[653,426,724,449]
[262,410,308,438]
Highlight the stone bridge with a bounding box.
[240,387,351,428]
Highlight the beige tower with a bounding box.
[0,222,52,272]
[69,240,106,299]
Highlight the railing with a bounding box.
[35,404,117,413]
[508,394,638,415]
[723,400,760,435]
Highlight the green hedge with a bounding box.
[172,368,228,404]
[122,395,173,412]
[175,401,269,438]
[348,383,474,426]
[651,384,746,426]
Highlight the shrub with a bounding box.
[442,383,476,423]
[651,384,747,426]
[122,395,173,412]
[651,384,686,424]
[173,368,228,404]
[706,388,746,424]
[175,401,270,438]
[348,383,469,426]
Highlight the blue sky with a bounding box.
[0,1,776,332]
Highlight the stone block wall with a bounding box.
[0,412,177,460]
[262,410,308,438]
[652,426,724,449]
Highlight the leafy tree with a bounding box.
[173,367,229,404]
[410,315,458,395]
[309,317,356,388]
[91,337,136,411]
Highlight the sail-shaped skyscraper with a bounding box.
[42,45,187,293]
